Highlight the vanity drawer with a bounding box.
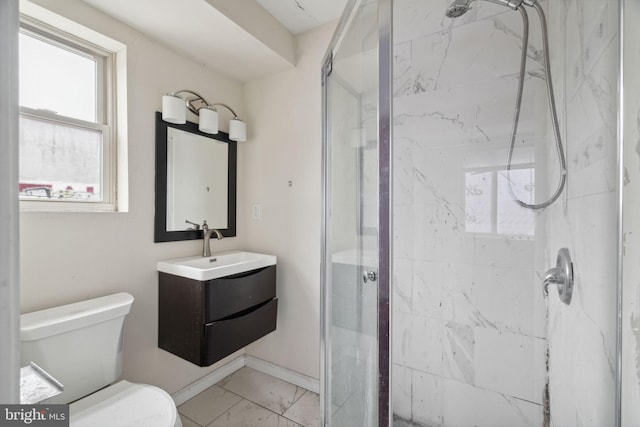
[203,298,278,366]
[205,265,276,322]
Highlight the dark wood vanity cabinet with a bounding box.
[158,265,277,366]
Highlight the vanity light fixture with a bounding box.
[161,89,247,142]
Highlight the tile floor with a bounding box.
[178,367,320,427]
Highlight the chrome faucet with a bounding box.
[202,221,223,257]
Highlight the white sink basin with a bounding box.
[157,251,276,281]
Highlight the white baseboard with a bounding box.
[171,355,319,405]
[171,355,245,406]
[245,355,319,394]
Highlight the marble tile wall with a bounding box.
[392,1,547,425]
[622,1,640,424]
[545,1,619,426]
[392,0,619,425]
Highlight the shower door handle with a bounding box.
[362,270,377,283]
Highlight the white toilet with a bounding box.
[20,292,182,427]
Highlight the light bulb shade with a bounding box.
[229,119,246,142]
[162,94,186,124]
[199,107,219,134]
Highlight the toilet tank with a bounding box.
[20,293,134,404]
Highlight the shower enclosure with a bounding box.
[321,0,625,425]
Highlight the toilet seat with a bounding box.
[70,380,181,427]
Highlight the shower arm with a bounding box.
[480,0,539,11]
[485,0,522,10]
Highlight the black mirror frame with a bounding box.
[154,111,237,243]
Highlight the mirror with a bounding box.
[155,112,237,242]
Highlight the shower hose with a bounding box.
[507,3,567,210]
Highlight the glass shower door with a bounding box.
[321,0,391,425]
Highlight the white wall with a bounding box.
[0,0,20,404]
[20,0,248,394]
[241,22,336,380]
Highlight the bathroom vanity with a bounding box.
[157,252,277,366]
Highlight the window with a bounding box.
[18,15,124,211]
[464,165,536,237]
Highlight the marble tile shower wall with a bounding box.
[391,0,618,425]
[623,1,640,424]
[392,1,547,425]
[545,1,619,426]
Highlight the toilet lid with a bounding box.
[70,380,177,427]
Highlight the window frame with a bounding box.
[18,15,118,212]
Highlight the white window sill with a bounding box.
[20,200,117,213]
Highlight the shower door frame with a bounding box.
[320,0,393,425]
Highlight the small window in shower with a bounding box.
[465,167,535,237]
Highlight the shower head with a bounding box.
[445,0,524,18]
[446,0,472,18]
